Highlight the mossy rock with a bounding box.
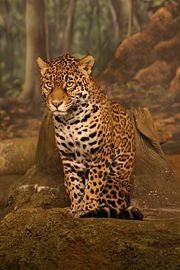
[0,208,179,270]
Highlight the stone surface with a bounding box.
[0,208,179,270]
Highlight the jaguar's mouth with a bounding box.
[48,101,71,113]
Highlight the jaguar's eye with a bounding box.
[66,81,74,88]
[46,81,53,89]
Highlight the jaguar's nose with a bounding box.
[51,100,63,108]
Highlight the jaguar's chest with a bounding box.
[54,112,102,162]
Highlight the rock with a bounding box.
[99,2,180,91]
[133,60,173,88]
[0,207,179,270]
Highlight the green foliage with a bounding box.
[144,0,178,9]
[147,0,169,7]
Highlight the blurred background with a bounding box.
[0,0,170,104]
[0,0,150,89]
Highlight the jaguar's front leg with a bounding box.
[62,160,86,214]
[75,162,110,217]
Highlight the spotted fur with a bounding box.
[37,54,143,220]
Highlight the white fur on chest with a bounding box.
[54,117,97,162]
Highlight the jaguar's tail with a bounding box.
[81,206,143,220]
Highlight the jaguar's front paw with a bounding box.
[73,210,89,218]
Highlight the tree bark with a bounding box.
[127,0,133,36]
[85,1,95,51]
[18,0,49,110]
[108,0,119,43]
[62,0,76,53]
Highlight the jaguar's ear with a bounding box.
[78,55,94,76]
[37,57,49,76]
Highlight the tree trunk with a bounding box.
[18,0,49,110]
[0,0,14,78]
[0,137,37,176]
[62,0,76,53]
[127,0,133,36]
[108,0,140,43]
[108,0,119,43]
[85,1,95,51]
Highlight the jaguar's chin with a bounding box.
[53,110,68,116]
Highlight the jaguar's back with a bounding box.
[37,54,143,220]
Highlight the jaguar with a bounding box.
[37,54,143,220]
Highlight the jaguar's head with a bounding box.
[37,54,94,116]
